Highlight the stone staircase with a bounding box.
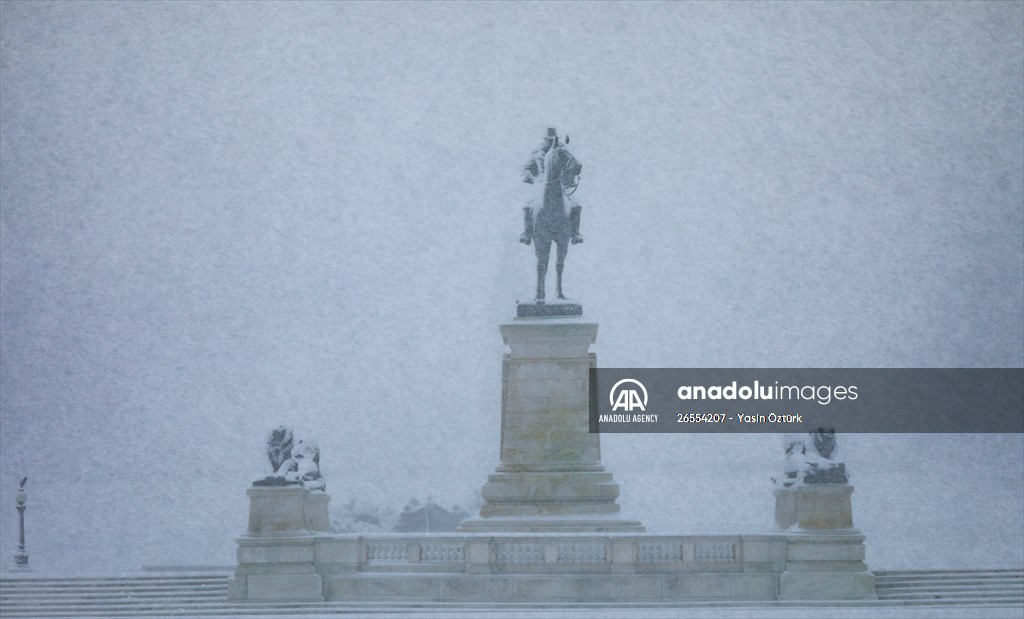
[0,574,230,617]
[0,569,1021,617]
[874,569,1024,606]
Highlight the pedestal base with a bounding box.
[10,559,31,574]
[774,485,874,599]
[778,531,876,599]
[462,467,644,532]
[229,486,332,601]
[229,535,325,601]
[774,484,854,530]
[465,319,642,533]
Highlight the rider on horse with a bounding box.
[519,128,583,246]
[518,128,583,301]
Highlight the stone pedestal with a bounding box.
[775,485,875,599]
[774,484,853,531]
[229,486,331,601]
[459,318,643,532]
[247,486,330,536]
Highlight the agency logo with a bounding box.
[610,378,648,412]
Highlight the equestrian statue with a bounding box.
[519,127,583,302]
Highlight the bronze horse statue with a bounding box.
[519,128,583,301]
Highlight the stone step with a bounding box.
[881,584,1023,591]
[878,586,1023,593]
[3,598,1024,618]
[3,605,1024,618]
[872,578,1024,586]
[0,587,228,597]
[876,588,1024,598]
[878,577,1022,584]
[875,569,1024,576]
[3,572,1023,617]
[878,591,1024,601]
[873,568,1024,601]
[874,568,1024,605]
[0,605,327,617]
[2,593,226,603]
[0,589,226,598]
[0,594,222,602]
[876,575,1024,583]
[1,584,227,594]
[0,577,228,587]
[873,568,1024,602]
[872,569,1024,582]
[876,579,1023,588]
[0,580,227,588]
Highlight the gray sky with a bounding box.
[1,1,1022,572]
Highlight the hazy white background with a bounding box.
[1,2,1021,573]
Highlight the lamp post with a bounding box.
[14,477,28,568]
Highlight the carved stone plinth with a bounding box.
[778,530,876,600]
[229,535,325,601]
[459,318,643,533]
[774,484,853,531]
[247,486,330,536]
[774,485,875,599]
[230,486,332,601]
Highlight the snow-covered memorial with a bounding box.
[227,129,875,603]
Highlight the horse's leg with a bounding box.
[555,240,569,299]
[535,240,551,301]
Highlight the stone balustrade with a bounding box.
[309,534,771,574]
[230,530,874,601]
[236,533,779,579]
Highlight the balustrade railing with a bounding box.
[349,536,749,571]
